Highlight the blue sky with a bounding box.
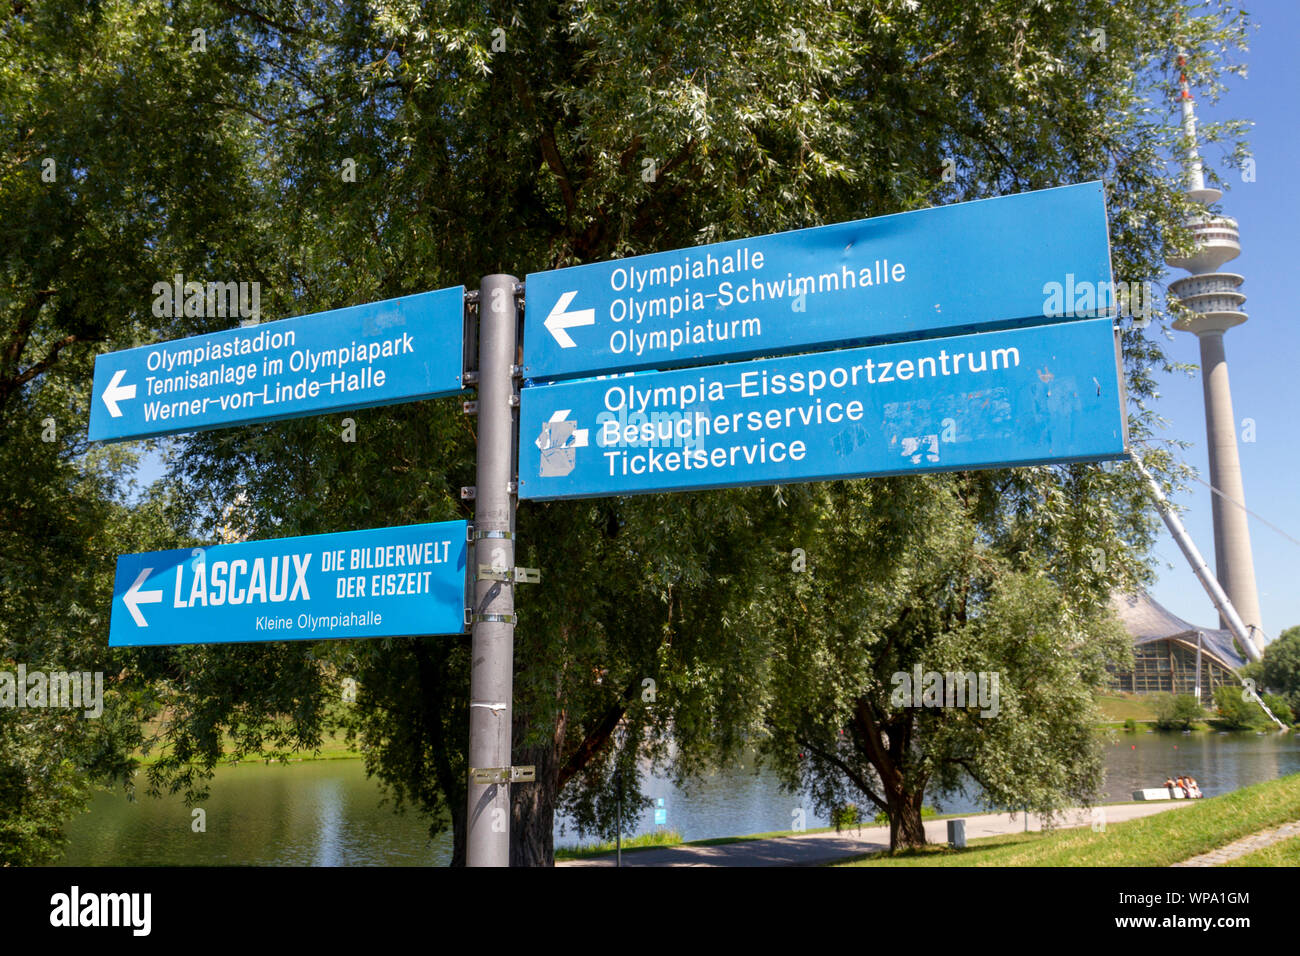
[1145,0,1300,641]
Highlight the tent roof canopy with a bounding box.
[1111,590,1247,671]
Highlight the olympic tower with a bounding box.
[1165,57,1264,639]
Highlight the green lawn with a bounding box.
[1222,833,1300,867]
[1097,693,1157,722]
[555,829,684,859]
[836,772,1300,867]
[135,720,361,766]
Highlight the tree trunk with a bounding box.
[887,787,928,851]
[510,734,561,866]
[411,638,469,867]
[449,803,467,867]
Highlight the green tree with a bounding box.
[1152,693,1203,730]
[128,0,883,866]
[0,0,269,863]
[1261,694,1294,727]
[135,0,1252,862]
[724,1,1250,850]
[754,476,1137,848]
[1213,684,1267,730]
[1259,626,1300,715]
[5,0,1254,864]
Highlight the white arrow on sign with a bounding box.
[543,291,595,349]
[101,368,137,418]
[123,567,164,627]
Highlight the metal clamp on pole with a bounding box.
[469,765,536,786]
[471,612,518,625]
[477,565,541,584]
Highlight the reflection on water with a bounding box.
[59,760,454,867]
[57,732,1300,866]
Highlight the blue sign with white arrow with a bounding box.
[89,286,466,442]
[108,521,468,646]
[523,182,1113,381]
[518,318,1126,500]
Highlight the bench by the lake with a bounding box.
[1132,788,1189,800]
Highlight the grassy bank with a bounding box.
[835,772,1300,866]
[1097,693,1157,723]
[1223,833,1300,866]
[555,829,684,859]
[134,721,361,766]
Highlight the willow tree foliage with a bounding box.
[2,0,1251,863]
[0,0,270,863]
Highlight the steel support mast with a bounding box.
[466,275,521,865]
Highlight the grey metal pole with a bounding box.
[466,274,519,867]
[1195,632,1203,702]
[1130,454,1262,663]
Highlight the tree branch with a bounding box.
[215,0,306,36]
[555,675,638,790]
[1,290,52,379]
[794,733,888,814]
[512,74,577,221]
[10,333,92,390]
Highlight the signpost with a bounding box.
[523,182,1112,381]
[519,318,1127,500]
[89,286,466,442]
[108,520,468,647]
[86,181,1130,866]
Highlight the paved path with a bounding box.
[558,801,1193,867]
[1171,818,1300,867]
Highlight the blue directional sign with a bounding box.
[523,182,1113,381]
[519,318,1126,500]
[108,521,468,647]
[89,286,466,442]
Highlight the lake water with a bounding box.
[56,731,1300,866]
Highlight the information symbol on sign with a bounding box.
[535,409,588,477]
